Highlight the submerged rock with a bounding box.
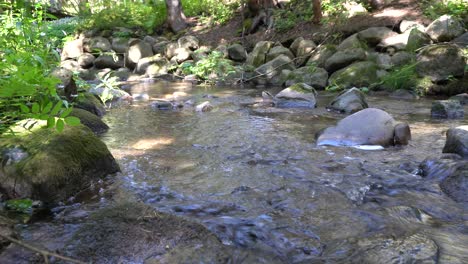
[443,126,468,158]
[0,122,119,203]
[275,83,317,108]
[327,87,368,113]
[431,100,464,119]
[196,101,214,112]
[440,162,468,203]
[316,108,410,147]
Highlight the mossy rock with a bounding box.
[0,124,119,204]
[328,61,380,90]
[70,108,109,134]
[75,93,106,117]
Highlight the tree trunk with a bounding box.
[312,0,322,24]
[165,0,187,33]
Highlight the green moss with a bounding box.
[70,108,109,134]
[328,61,379,90]
[289,83,314,93]
[414,77,435,95]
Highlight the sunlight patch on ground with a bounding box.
[131,137,174,150]
[374,9,409,18]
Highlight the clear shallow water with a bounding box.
[98,82,467,263]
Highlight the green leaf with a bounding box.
[65,116,80,126]
[19,104,30,114]
[60,107,73,118]
[47,117,55,128]
[56,119,64,132]
[42,101,53,114]
[50,101,62,116]
[31,102,40,114]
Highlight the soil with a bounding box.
[188,0,432,49]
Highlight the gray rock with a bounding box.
[406,28,432,52]
[254,54,296,85]
[196,101,214,112]
[70,108,109,134]
[290,38,317,66]
[337,34,365,51]
[275,83,317,109]
[306,45,336,68]
[164,42,179,59]
[443,126,468,158]
[357,27,398,46]
[373,52,392,70]
[51,67,73,87]
[60,60,80,71]
[227,44,247,62]
[246,41,274,67]
[111,37,130,54]
[146,62,169,78]
[327,87,368,113]
[173,47,192,63]
[416,44,466,82]
[151,99,173,110]
[440,162,468,203]
[266,45,294,62]
[390,51,415,67]
[394,123,412,145]
[143,35,157,45]
[135,54,169,74]
[77,53,95,69]
[89,86,131,102]
[316,108,409,147]
[61,38,83,60]
[94,54,124,69]
[426,15,465,42]
[377,32,409,51]
[152,41,170,55]
[285,66,328,89]
[84,36,112,53]
[111,68,132,81]
[451,32,468,48]
[328,61,379,90]
[431,100,464,119]
[450,93,468,105]
[126,40,154,68]
[399,20,425,33]
[325,48,367,72]
[389,89,419,100]
[178,35,200,50]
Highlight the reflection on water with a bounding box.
[100,82,468,262]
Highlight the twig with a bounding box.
[0,233,87,264]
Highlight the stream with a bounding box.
[2,81,467,263]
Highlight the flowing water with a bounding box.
[3,82,468,263]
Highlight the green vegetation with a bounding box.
[5,198,33,214]
[378,62,419,91]
[179,51,237,82]
[422,0,468,20]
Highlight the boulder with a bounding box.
[165,42,179,59]
[143,35,157,45]
[254,54,296,84]
[357,27,398,46]
[275,83,317,108]
[377,32,409,51]
[75,93,106,117]
[61,38,83,60]
[337,34,366,51]
[399,20,425,33]
[450,93,468,105]
[327,87,368,113]
[306,45,336,68]
[94,54,124,69]
[431,100,464,119]
[425,15,465,42]
[111,67,132,81]
[324,48,367,72]
[172,47,192,63]
[0,123,119,203]
[84,36,112,53]
[146,61,169,77]
[416,44,466,83]
[290,38,317,66]
[135,54,168,74]
[373,53,392,70]
[227,44,247,62]
[266,45,294,62]
[389,89,419,100]
[77,53,95,69]
[406,28,432,52]
[89,86,131,102]
[439,162,468,203]
[451,32,468,48]
[246,41,274,67]
[178,35,200,50]
[60,60,80,71]
[443,126,468,158]
[111,37,130,54]
[390,51,415,67]
[126,40,154,68]
[328,61,379,90]
[394,123,412,145]
[70,108,109,134]
[78,68,97,81]
[316,108,410,147]
[50,67,73,88]
[285,66,328,89]
[152,41,170,55]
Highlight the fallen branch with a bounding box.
[0,233,87,264]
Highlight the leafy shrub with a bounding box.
[183,0,237,25]
[180,51,237,82]
[44,17,82,48]
[422,0,468,20]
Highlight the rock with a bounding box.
[343,1,368,16]
[306,45,336,68]
[268,69,292,86]
[173,47,192,63]
[373,52,392,70]
[165,42,179,59]
[78,68,97,81]
[390,51,415,67]
[394,123,412,145]
[425,15,465,42]
[94,54,124,69]
[89,86,131,102]
[290,38,317,66]
[443,126,468,158]
[61,38,83,60]
[377,32,409,51]
[324,48,367,72]
[275,83,317,108]
[227,44,247,62]
[77,53,95,69]
[178,35,199,50]
[327,87,368,113]
[285,66,328,89]
[399,20,425,33]
[146,61,169,77]
[50,67,73,88]
[451,32,468,48]
[406,28,432,52]
[84,36,112,53]
[389,89,419,100]
[316,108,410,147]
[357,27,398,46]
[152,41,170,55]
[416,44,466,83]
[440,162,468,203]
[111,37,130,54]
[196,101,214,112]
[183,74,198,84]
[60,60,80,71]
[0,123,119,203]
[246,41,274,67]
[214,44,229,58]
[254,54,296,85]
[135,54,168,75]
[151,99,173,110]
[431,100,464,119]
[337,34,365,51]
[75,93,106,117]
[191,49,208,63]
[111,67,132,81]
[143,35,156,45]
[419,154,463,179]
[126,40,154,68]
[266,45,294,62]
[328,61,379,90]
[70,108,108,134]
[450,93,468,105]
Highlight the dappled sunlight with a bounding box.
[374,8,409,18]
[131,137,174,150]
